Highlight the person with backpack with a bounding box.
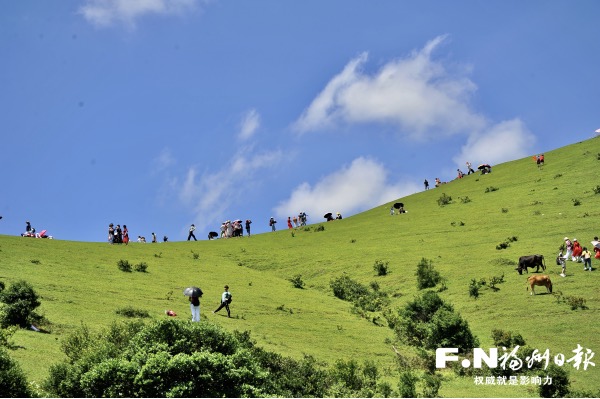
[213,285,232,317]
[269,217,277,232]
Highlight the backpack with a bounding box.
[225,292,232,303]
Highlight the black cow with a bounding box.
[516,254,546,275]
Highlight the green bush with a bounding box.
[491,329,525,348]
[373,260,389,276]
[397,371,417,398]
[289,274,305,289]
[45,319,389,398]
[331,275,369,301]
[415,258,441,290]
[117,259,132,272]
[0,280,42,328]
[539,363,570,398]
[388,291,479,352]
[469,279,481,299]
[0,347,33,397]
[330,275,389,312]
[437,193,452,206]
[134,262,148,273]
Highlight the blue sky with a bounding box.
[1,0,599,242]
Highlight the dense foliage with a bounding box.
[0,347,33,397]
[43,318,393,398]
[385,290,479,353]
[0,280,41,328]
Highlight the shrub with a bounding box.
[134,262,148,273]
[389,291,479,352]
[539,363,570,398]
[594,185,600,195]
[117,259,132,272]
[501,207,509,213]
[491,329,525,348]
[0,347,33,397]
[330,275,389,312]
[565,295,587,310]
[572,198,581,206]
[397,371,417,398]
[469,279,481,299]
[415,258,441,290]
[0,326,17,348]
[289,274,305,289]
[191,251,200,260]
[421,372,442,398]
[0,280,41,328]
[485,186,499,193]
[314,225,325,232]
[437,193,452,206]
[330,275,369,301]
[459,196,471,204]
[373,260,389,276]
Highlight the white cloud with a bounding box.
[273,157,419,220]
[154,147,175,172]
[238,109,261,141]
[79,0,199,28]
[178,145,283,232]
[453,119,536,167]
[293,35,486,138]
[156,109,280,232]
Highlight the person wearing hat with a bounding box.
[213,285,232,317]
[187,224,197,241]
[336,212,343,220]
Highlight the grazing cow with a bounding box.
[527,275,552,295]
[516,254,546,275]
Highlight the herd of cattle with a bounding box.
[515,254,553,296]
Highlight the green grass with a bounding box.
[2,138,600,397]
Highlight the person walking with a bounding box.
[213,285,232,317]
[189,295,201,322]
[564,237,573,261]
[187,224,197,241]
[466,162,475,175]
[287,217,293,229]
[245,219,252,236]
[424,179,429,190]
[582,247,593,271]
[269,217,277,232]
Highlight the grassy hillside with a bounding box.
[2,137,600,397]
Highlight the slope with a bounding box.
[1,137,600,397]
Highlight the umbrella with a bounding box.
[39,229,47,237]
[478,164,490,170]
[183,286,203,297]
[208,231,219,238]
[393,202,404,209]
[324,212,333,219]
[591,241,600,250]
[595,128,600,134]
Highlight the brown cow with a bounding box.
[527,275,553,295]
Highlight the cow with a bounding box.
[527,274,553,295]
[516,254,546,275]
